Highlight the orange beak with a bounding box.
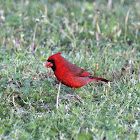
[45,61,53,68]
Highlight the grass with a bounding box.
[0,0,139,139]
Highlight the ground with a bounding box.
[0,0,139,139]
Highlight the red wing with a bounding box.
[67,63,91,77]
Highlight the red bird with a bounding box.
[45,53,109,108]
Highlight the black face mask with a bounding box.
[47,59,56,71]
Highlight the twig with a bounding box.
[56,82,61,109]
[95,32,99,46]
[21,98,54,107]
[85,38,87,60]
[107,0,112,10]
[12,94,16,106]
[112,69,118,82]
[33,23,38,41]
[124,8,131,40]
[35,21,43,52]
[30,22,38,51]
[8,89,16,98]
[60,94,84,104]
[129,59,132,75]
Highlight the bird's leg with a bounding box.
[56,81,61,109]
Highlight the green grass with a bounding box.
[0,0,139,139]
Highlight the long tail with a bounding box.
[88,75,109,83]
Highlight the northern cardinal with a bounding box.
[45,53,109,108]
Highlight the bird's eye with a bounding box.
[51,59,55,62]
[48,59,55,63]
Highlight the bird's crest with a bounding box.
[48,52,62,60]
[54,52,62,56]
